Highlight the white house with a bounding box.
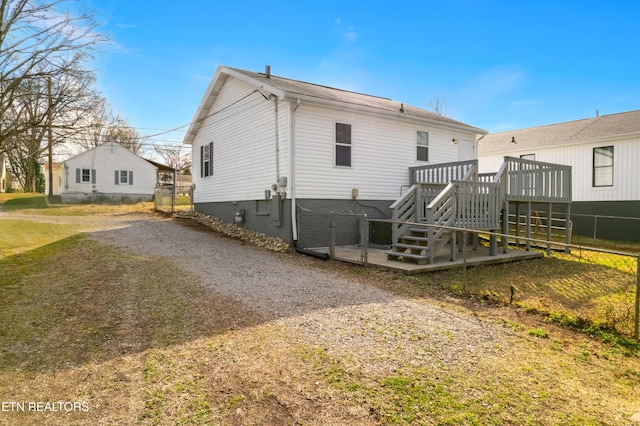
[184,65,494,248]
[50,142,160,203]
[478,109,640,242]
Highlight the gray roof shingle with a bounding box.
[184,66,486,144]
[479,109,640,154]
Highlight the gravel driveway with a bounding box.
[74,211,510,375]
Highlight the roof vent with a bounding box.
[265,65,271,79]
[399,103,404,113]
[596,109,599,117]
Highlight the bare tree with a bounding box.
[3,64,97,191]
[154,143,192,185]
[427,93,449,117]
[105,117,144,155]
[0,0,105,152]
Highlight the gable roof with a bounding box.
[479,109,640,154]
[65,142,164,171]
[184,65,486,144]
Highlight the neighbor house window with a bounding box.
[520,154,535,161]
[76,168,95,184]
[114,170,133,185]
[417,131,428,162]
[593,146,613,187]
[201,142,213,177]
[335,123,351,167]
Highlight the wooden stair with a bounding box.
[386,227,453,264]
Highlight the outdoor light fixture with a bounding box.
[451,138,458,145]
[511,136,517,144]
[399,103,405,113]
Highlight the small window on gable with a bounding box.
[520,154,535,161]
[593,146,613,187]
[417,131,428,162]
[82,169,91,183]
[335,123,351,167]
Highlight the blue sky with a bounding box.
[85,0,640,146]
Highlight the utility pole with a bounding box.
[47,76,54,198]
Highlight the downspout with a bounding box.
[272,94,280,183]
[288,98,328,260]
[290,98,301,243]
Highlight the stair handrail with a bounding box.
[390,184,417,243]
[425,182,458,252]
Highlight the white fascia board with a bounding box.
[223,67,286,99]
[183,66,287,145]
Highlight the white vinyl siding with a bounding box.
[295,103,470,200]
[479,136,640,202]
[63,143,156,195]
[191,77,289,203]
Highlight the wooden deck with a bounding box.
[332,245,543,273]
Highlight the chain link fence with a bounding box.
[571,213,640,245]
[325,217,639,340]
[154,185,193,213]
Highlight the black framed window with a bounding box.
[417,131,428,162]
[201,142,213,177]
[335,123,351,167]
[593,146,613,187]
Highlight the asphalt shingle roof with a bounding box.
[479,109,640,154]
[226,67,486,132]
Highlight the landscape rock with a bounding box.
[175,210,291,253]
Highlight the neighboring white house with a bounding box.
[48,142,160,203]
[184,65,487,247]
[478,109,640,242]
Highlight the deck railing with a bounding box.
[409,159,478,186]
[503,156,571,202]
[454,181,502,230]
[390,184,417,243]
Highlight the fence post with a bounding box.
[361,215,369,266]
[329,212,335,259]
[462,229,467,293]
[635,255,639,340]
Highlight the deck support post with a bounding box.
[525,202,532,251]
[501,201,509,253]
[546,203,553,255]
[565,203,571,253]
[515,203,520,247]
[450,231,457,261]
[490,230,497,256]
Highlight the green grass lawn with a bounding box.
[0,219,81,258]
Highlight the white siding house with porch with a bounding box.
[185,65,486,249]
[478,110,640,242]
[55,142,158,203]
